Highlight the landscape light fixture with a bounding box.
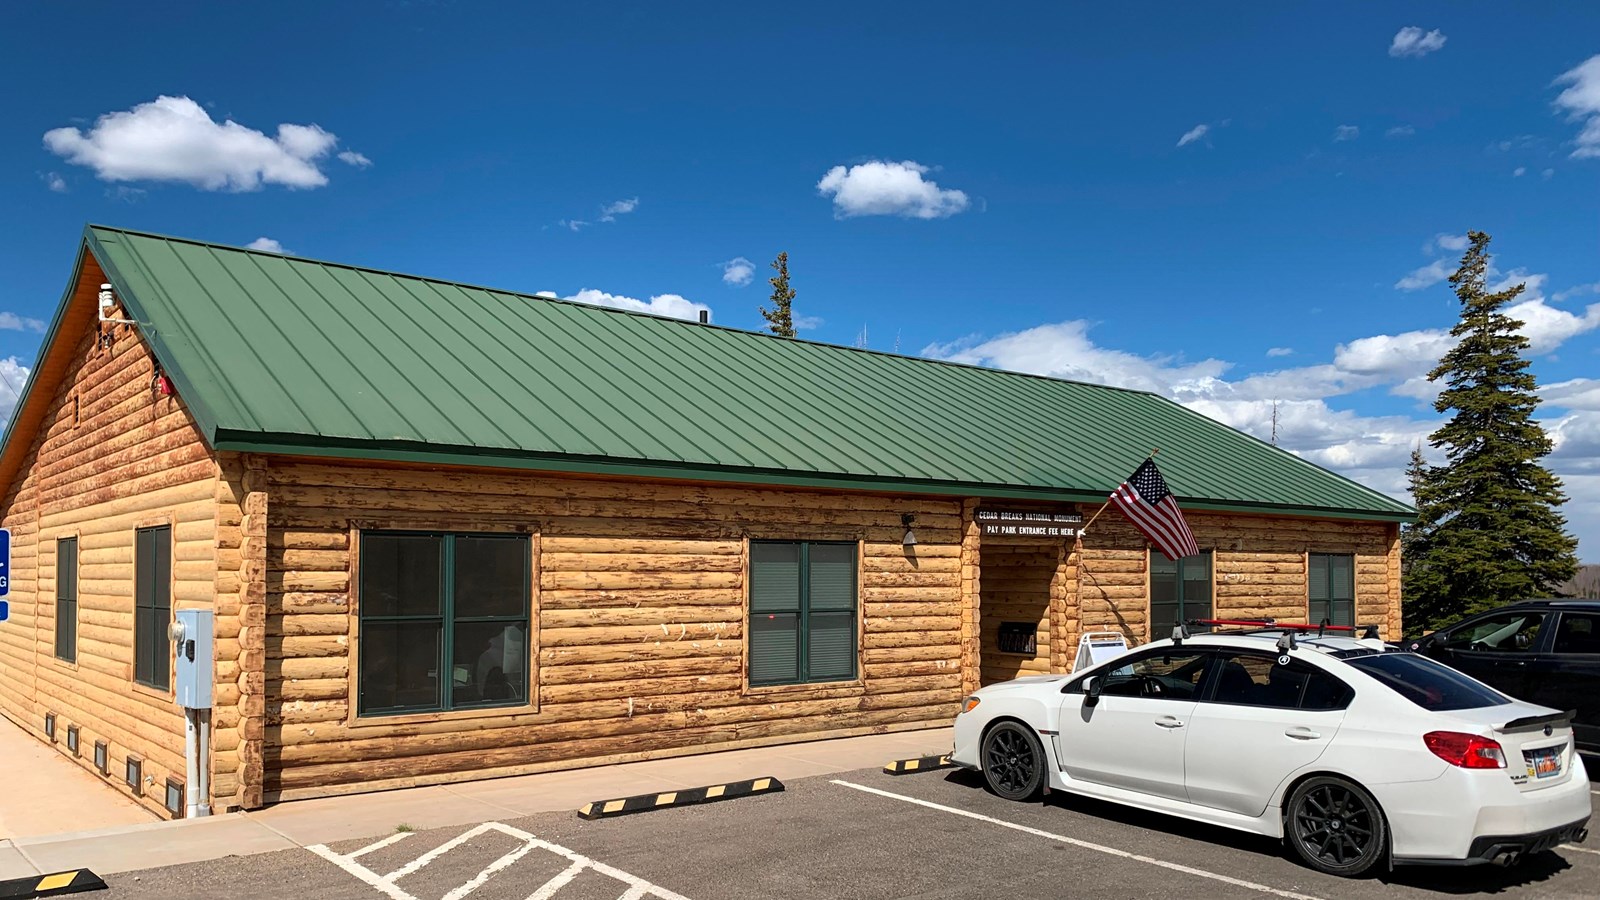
[165,778,185,817]
[44,712,56,742]
[126,755,143,795]
[94,740,108,775]
[66,725,80,756]
[901,513,917,547]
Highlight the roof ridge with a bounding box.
[84,223,1166,399]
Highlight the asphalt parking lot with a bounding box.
[105,760,1600,900]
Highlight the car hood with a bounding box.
[974,674,1072,696]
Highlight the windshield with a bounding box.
[1344,653,1510,711]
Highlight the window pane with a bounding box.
[1100,651,1208,699]
[1554,614,1600,655]
[453,621,528,706]
[807,611,856,681]
[360,622,442,713]
[1301,670,1354,710]
[749,612,799,684]
[750,543,801,613]
[453,536,527,619]
[56,539,76,662]
[362,534,442,617]
[1182,553,1212,620]
[136,527,171,690]
[135,607,155,685]
[1445,613,1544,653]
[1345,654,1510,711]
[808,543,856,611]
[1308,554,1329,602]
[1308,599,1329,626]
[1329,555,1354,600]
[1329,598,1354,628]
[1150,555,1178,577]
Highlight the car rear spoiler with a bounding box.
[1497,710,1577,733]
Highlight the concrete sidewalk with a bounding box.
[0,715,155,842]
[0,727,952,881]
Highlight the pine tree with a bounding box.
[761,252,796,338]
[1401,231,1579,631]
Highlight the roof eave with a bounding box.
[213,431,1416,523]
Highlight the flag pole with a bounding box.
[1079,448,1159,536]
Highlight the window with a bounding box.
[1308,553,1355,627]
[1150,551,1211,640]
[358,532,530,716]
[1090,650,1210,700]
[134,526,171,690]
[748,541,857,686]
[1205,652,1353,710]
[1552,613,1600,655]
[1345,653,1510,711]
[1444,611,1545,654]
[55,537,78,662]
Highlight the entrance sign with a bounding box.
[975,508,1082,539]
[1072,631,1129,672]
[0,527,9,598]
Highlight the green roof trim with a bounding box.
[76,224,1412,521]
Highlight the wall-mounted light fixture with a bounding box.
[125,755,143,795]
[901,513,917,547]
[44,712,56,742]
[165,778,185,818]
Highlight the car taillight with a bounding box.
[1424,731,1507,769]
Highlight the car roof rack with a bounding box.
[1186,618,1382,641]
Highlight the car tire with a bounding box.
[1285,776,1388,878]
[981,721,1046,801]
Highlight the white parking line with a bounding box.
[348,832,413,860]
[308,821,691,900]
[831,780,1325,900]
[1562,844,1600,857]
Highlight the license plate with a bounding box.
[1525,747,1563,779]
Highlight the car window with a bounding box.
[1344,653,1510,711]
[1205,652,1354,711]
[1444,612,1545,653]
[1094,650,1210,700]
[1552,613,1600,654]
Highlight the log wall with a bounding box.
[0,257,219,820]
[259,461,966,801]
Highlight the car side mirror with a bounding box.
[1084,675,1103,707]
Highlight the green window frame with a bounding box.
[357,531,532,717]
[748,541,858,687]
[1149,550,1212,640]
[1309,553,1355,627]
[56,537,77,663]
[134,526,171,690]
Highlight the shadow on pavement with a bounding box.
[943,768,1587,896]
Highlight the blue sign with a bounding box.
[0,600,7,622]
[0,527,9,598]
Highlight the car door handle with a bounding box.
[1285,727,1322,740]
[1155,716,1185,729]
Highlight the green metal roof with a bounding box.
[77,225,1412,520]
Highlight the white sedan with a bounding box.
[951,628,1593,877]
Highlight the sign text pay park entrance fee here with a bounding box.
[975,509,1082,538]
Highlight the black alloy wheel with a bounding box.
[981,721,1046,801]
[1286,776,1388,878]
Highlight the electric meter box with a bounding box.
[173,608,214,709]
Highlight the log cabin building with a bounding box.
[0,226,1413,818]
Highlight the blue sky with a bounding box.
[2,2,1598,560]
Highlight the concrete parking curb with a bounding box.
[578,777,785,820]
[883,754,953,775]
[0,868,106,899]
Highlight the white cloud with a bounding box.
[337,150,372,168]
[1177,124,1209,148]
[924,321,1230,396]
[1427,233,1470,254]
[816,160,969,219]
[1390,26,1447,58]
[565,288,709,322]
[599,197,638,222]
[794,314,824,331]
[1514,166,1527,177]
[1386,124,1416,138]
[42,172,66,192]
[246,237,286,254]
[43,95,343,191]
[1334,125,1360,142]
[1543,168,1556,179]
[721,257,755,286]
[1553,55,1600,159]
[1396,259,1453,291]
[1266,347,1294,358]
[1545,378,1600,412]
[0,357,30,421]
[0,313,45,333]
[1554,282,1600,302]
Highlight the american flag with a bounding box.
[1109,459,1200,561]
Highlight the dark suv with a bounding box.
[1405,600,1600,753]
